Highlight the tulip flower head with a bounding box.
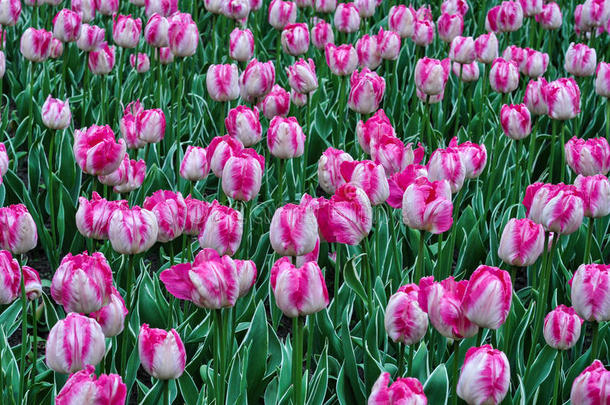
[457,345,511,405]
[368,372,428,404]
[138,324,186,380]
[55,365,126,404]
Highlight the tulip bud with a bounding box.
[41,95,71,130]
[239,59,276,102]
[53,8,82,43]
[427,147,465,193]
[267,116,306,158]
[442,0,469,15]
[523,77,548,115]
[222,149,265,201]
[317,184,373,244]
[570,263,610,322]
[596,62,610,97]
[268,0,297,29]
[0,0,20,26]
[168,12,198,57]
[570,360,610,405]
[270,203,318,256]
[523,183,584,234]
[71,0,96,23]
[260,84,291,119]
[120,101,144,149]
[229,28,254,61]
[437,12,463,43]
[136,108,165,143]
[88,42,115,74]
[270,257,329,317]
[564,137,610,176]
[317,147,353,194]
[113,14,142,48]
[388,5,415,38]
[0,250,20,305]
[90,286,127,337]
[183,196,211,236]
[356,109,396,154]
[145,0,178,17]
[45,313,106,373]
[498,218,544,267]
[159,47,174,64]
[565,42,597,77]
[199,202,243,256]
[180,146,210,181]
[462,265,512,329]
[401,177,453,234]
[74,125,125,175]
[311,19,334,49]
[355,34,381,70]
[20,265,42,301]
[414,57,450,96]
[474,32,498,64]
[449,36,475,65]
[314,0,335,12]
[384,284,428,345]
[369,372,428,404]
[286,58,318,94]
[281,23,309,56]
[574,174,610,218]
[543,78,581,120]
[334,2,360,33]
[535,2,562,30]
[206,64,240,102]
[76,192,128,240]
[56,365,127,404]
[348,68,385,114]
[129,52,150,73]
[325,43,358,76]
[144,13,169,47]
[143,190,187,243]
[76,23,105,51]
[207,135,243,177]
[340,160,389,205]
[489,58,519,93]
[521,48,548,78]
[376,28,401,61]
[291,89,308,107]
[138,324,186,380]
[412,18,434,46]
[457,345,510,405]
[95,0,118,15]
[20,28,52,62]
[225,105,262,146]
[0,204,38,254]
[500,103,531,140]
[543,305,582,350]
[222,0,250,20]
[108,206,159,254]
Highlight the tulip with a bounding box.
[570,360,610,405]
[401,177,453,234]
[325,43,358,76]
[442,0,468,15]
[543,78,581,120]
[437,12,463,43]
[136,108,165,143]
[281,23,309,56]
[535,2,562,29]
[370,136,424,177]
[291,90,308,107]
[595,62,610,98]
[427,147,465,193]
[0,250,20,305]
[412,18,435,46]
[206,64,240,102]
[0,204,38,254]
[112,14,142,48]
[368,372,428,404]
[76,24,105,51]
[317,184,372,244]
[452,61,479,82]
[159,46,174,64]
[86,286,127,337]
[574,174,610,219]
[234,259,257,297]
[356,34,381,70]
[497,218,544,266]
[499,1,524,32]
[0,0,20,27]
[418,276,478,339]
[348,68,385,114]
[270,257,329,317]
[581,0,609,28]
[457,345,510,405]
[53,8,82,43]
[145,0,178,17]
[286,58,318,94]
[138,324,186,380]
[45,313,106,374]
[76,192,128,240]
[239,59,276,102]
[449,36,475,65]
[88,42,115,74]
[71,0,96,22]
[489,58,519,93]
[96,152,140,186]
[143,190,187,243]
[314,0,335,12]
[564,137,610,176]
[462,265,512,330]
[388,5,415,38]
[340,160,389,205]
[261,84,291,119]
[95,0,118,15]
[108,206,159,254]
[222,149,265,201]
[270,203,318,256]
[523,78,549,115]
[500,103,532,140]
[574,4,587,35]
[225,105,262,147]
[565,43,597,77]
[120,102,144,149]
[267,116,305,158]
[41,95,71,130]
[521,48,548,78]
[168,12,198,57]
[20,28,52,62]
[222,0,250,20]
[377,28,401,61]
[448,138,487,179]
[183,196,211,236]
[523,183,584,234]
[144,14,169,48]
[268,0,297,29]
[414,57,450,96]
[311,19,334,49]
[570,264,610,322]
[356,109,396,154]
[334,2,360,33]
[73,125,125,175]
[384,284,428,345]
[55,365,126,404]
[129,53,150,73]
[180,146,210,181]
[229,28,254,62]
[474,32,498,64]
[317,147,353,194]
[387,164,428,208]
[502,45,526,71]
[543,305,582,350]
[207,135,243,177]
[199,201,243,256]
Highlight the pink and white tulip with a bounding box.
[334,2,360,33]
[88,42,115,74]
[317,184,372,244]
[574,174,610,218]
[377,28,401,61]
[489,58,519,94]
[570,360,610,405]
[143,190,187,243]
[519,0,542,16]
[268,0,297,29]
[427,147,465,193]
[180,146,210,181]
[570,264,610,322]
[368,372,428,404]
[325,43,358,76]
[0,0,21,26]
[356,34,381,70]
[317,147,354,194]
[448,137,487,179]
[564,137,610,176]
[535,2,562,30]
[402,177,453,234]
[270,203,318,256]
[55,365,126,404]
[565,43,597,77]
[90,286,127,337]
[138,324,186,380]
[72,0,96,22]
[542,78,581,120]
[167,12,198,57]
[340,160,389,205]
[281,23,309,56]
[96,0,119,15]
[412,18,435,46]
[112,14,142,48]
[500,103,532,140]
[239,59,276,102]
[225,105,262,146]
[129,53,150,73]
[384,284,428,345]
[207,135,243,177]
[0,250,20,305]
[198,202,243,256]
[144,13,169,47]
[267,116,305,158]
[356,109,396,154]
[76,23,105,51]
[348,68,385,114]
[222,149,265,201]
[498,218,545,266]
[449,36,475,64]
[145,0,178,17]
[522,48,549,78]
[229,28,254,62]
[286,58,318,94]
[53,8,82,43]
[206,64,240,102]
[108,206,159,254]
[261,84,291,119]
[311,19,334,49]
[442,0,469,16]
[414,57,450,96]
[457,345,510,405]
[437,12,463,43]
[0,204,38,254]
[462,265,512,330]
[76,192,127,240]
[596,62,610,97]
[183,196,211,236]
[370,135,424,177]
[523,182,584,234]
[73,125,126,175]
[388,5,415,38]
[41,95,71,130]
[474,32,498,64]
[20,28,52,62]
[543,305,582,350]
[387,164,428,209]
[523,78,549,115]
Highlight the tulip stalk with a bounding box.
[47,129,57,252]
[527,118,539,183]
[590,322,599,361]
[583,219,594,263]
[333,243,342,321]
[292,316,304,405]
[551,350,562,405]
[606,100,609,142]
[386,205,402,284]
[163,380,170,405]
[455,64,463,137]
[396,342,405,378]
[18,260,28,404]
[213,309,227,405]
[120,254,136,372]
[27,62,34,150]
[451,340,460,405]
[414,229,425,283]
[512,139,521,216]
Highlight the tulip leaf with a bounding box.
[423,364,449,405]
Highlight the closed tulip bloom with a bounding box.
[499,0,523,32]
[144,13,169,47]
[270,203,318,256]
[105,157,146,193]
[108,206,159,254]
[412,18,435,46]
[448,137,487,179]
[334,2,360,32]
[574,174,610,218]
[76,192,127,239]
[356,34,381,70]
[183,196,211,236]
[45,313,106,374]
[0,204,38,254]
[356,109,396,154]
[234,259,257,297]
[522,48,548,77]
[438,12,463,43]
[452,61,479,82]
[418,276,478,339]
[145,0,178,17]
[260,84,290,119]
[73,125,125,175]
[22,265,42,301]
[206,64,239,102]
[325,43,358,76]
[498,218,544,266]
[168,12,198,57]
[225,105,262,146]
[138,324,186,380]
[239,59,276,102]
[565,43,597,77]
[414,57,450,96]
[370,135,424,177]
[427,147,465,193]
[0,142,6,183]
[268,0,296,29]
[462,266,512,330]
[317,147,353,194]
[112,14,141,48]
[340,160,389,205]
[519,0,542,16]
[457,345,510,405]
[88,42,115,74]
[388,5,415,38]
[207,135,243,177]
[502,45,526,70]
[565,137,610,176]
[72,0,96,23]
[267,116,305,158]
[355,0,375,17]
[524,77,548,115]
[582,0,609,28]
[20,28,52,62]
[287,58,318,94]
[524,183,585,234]
[570,360,610,405]
[348,68,385,114]
[574,4,587,34]
[376,28,401,61]
[41,95,71,130]
[291,89,307,106]
[119,102,144,149]
[270,257,329,317]
[442,0,468,15]
[229,28,254,61]
[199,202,243,256]
[90,286,127,337]
[570,264,610,322]
[489,58,519,93]
[387,164,428,208]
[281,23,309,56]
[222,0,250,20]
[384,284,429,345]
[55,365,126,405]
[311,19,333,49]
[53,8,82,43]
[95,0,118,15]
[368,372,427,405]
[543,77,581,120]
[143,190,186,243]
[158,46,173,64]
[0,250,20,305]
[543,305,582,350]
[317,184,373,244]
[500,103,531,140]
[222,149,265,201]
[596,62,610,97]
[0,0,20,26]
[535,2,562,29]
[474,32,498,64]
[180,146,210,181]
[402,177,453,234]
[129,53,150,73]
[314,0,335,12]
[449,36,475,64]
[77,24,105,52]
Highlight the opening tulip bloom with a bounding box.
[564,137,610,176]
[73,125,126,175]
[569,264,610,322]
[0,250,20,305]
[267,116,306,158]
[207,135,244,177]
[456,345,510,405]
[427,147,465,193]
[523,182,585,234]
[595,62,610,97]
[180,145,210,181]
[261,84,291,119]
[535,2,562,29]
[87,42,116,74]
[55,365,126,404]
[45,313,106,374]
[325,43,358,76]
[53,8,82,43]
[286,58,318,94]
[449,36,475,64]
[412,18,435,46]
[311,19,334,49]
[281,23,309,56]
[387,164,428,208]
[239,59,276,103]
[521,48,549,78]
[183,196,211,236]
[317,184,373,244]
[138,324,186,380]
[401,177,453,234]
[356,109,396,154]
[222,149,265,201]
[498,218,545,266]
[543,305,583,350]
[90,286,127,337]
[377,28,401,61]
[270,257,329,317]
[206,64,240,102]
[384,284,429,345]
[388,5,415,38]
[20,28,52,62]
[500,103,532,140]
[317,147,353,194]
[565,43,597,77]
[99,154,146,193]
[225,105,262,146]
[448,137,487,179]
[167,12,198,57]
[462,265,512,330]
[145,0,178,17]
[143,190,187,243]
[41,95,72,130]
[198,201,243,256]
[356,34,381,70]
[270,203,318,256]
[570,360,610,405]
[96,0,119,15]
[368,372,428,404]
[414,57,450,96]
[77,24,106,52]
[0,0,21,26]
[112,14,142,48]
[268,0,297,29]
[489,58,519,94]
[574,174,610,218]
[348,68,385,114]
[334,2,360,33]
[229,28,254,62]
[340,160,389,205]
[76,192,128,240]
[523,78,549,116]
[542,78,581,121]
[474,32,498,64]
[108,206,159,254]
[0,204,38,254]
[437,12,464,43]
[144,13,169,47]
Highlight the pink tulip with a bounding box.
[414,57,450,96]
[145,0,177,17]
[340,160,389,205]
[183,196,211,236]
[387,164,428,208]
[449,36,475,64]
[543,305,582,350]
[502,45,526,71]
[497,1,524,32]
[570,360,610,405]
[158,46,174,64]
[71,0,96,22]
[574,4,587,34]
[574,174,610,218]
[76,23,105,51]
[222,0,250,20]
[21,265,42,301]
[0,51,4,78]
[448,137,487,179]
[90,286,127,337]
[261,84,290,119]
[368,372,428,404]
[206,64,240,102]
[543,77,581,120]
[452,61,479,82]
[144,13,169,47]
[73,125,125,175]
[291,90,308,106]
[519,0,542,16]
[180,146,210,181]
[0,0,20,26]
[462,265,512,329]
[355,0,375,17]
[356,109,396,154]
[108,206,159,254]
[565,43,597,77]
[564,137,610,176]
[317,147,353,194]
[53,8,82,43]
[334,2,360,33]
[270,257,329,317]
[0,204,38,254]
[523,182,584,234]
[356,34,381,70]
[500,103,532,140]
[281,23,309,56]
[143,190,187,243]
[317,184,372,244]
[384,284,428,345]
[388,5,415,38]
[442,0,468,15]
[311,19,334,49]
[138,324,186,380]
[207,135,243,177]
[267,116,305,158]
[95,0,118,15]
[45,313,106,373]
[437,12,463,43]
[498,218,544,266]
[521,48,548,78]
[199,201,243,256]
[120,102,144,148]
[370,135,424,177]
[136,108,165,143]
[88,42,115,74]
[348,68,385,114]
[129,53,150,73]
[427,147,465,193]
[0,142,7,183]
[270,203,318,256]
[222,149,265,201]
[596,62,610,97]
[239,59,276,103]
[229,28,254,62]
[76,192,128,240]
[524,77,548,115]
[286,58,318,94]
[55,365,126,404]
[20,28,52,62]
[401,177,453,234]
[0,250,20,305]
[314,0,335,12]
[457,345,510,405]
[225,105,262,146]
[418,276,478,339]
[325,43,358,76]
[377,28,401,61]
[412,18,435,46]
[168,12,198,57]
[581,0,609,28]
[489,58,519,93]
[112,14,141,48]
[474,32,498,64]
[570,264,610,322]
[268,0,297,29]
[535,2,562,29]
[41,95,71,130]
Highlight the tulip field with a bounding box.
[2,0,610,403]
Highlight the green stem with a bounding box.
[455,64,463,137]
[333,243,341,322]
[18,260,28,403]
[292,316,303,405]
[407,344,414,377]
[163,379,170,405]
[423,96,431,149]
[276,158,285,203]
[387,206,402,289]
[175,59,185,180]
[100,75,107,123]
[513,139,521,216]
[396,343,405,378]
[31,298,38,386]
[305,316,313,377]
[550,119,558,182]
[584,218,594,263]
[551,351,562,405]
[115,47,124,123]
[337,76,347,146]
[48,130,57,251]
[302,100,311,194]
[451,340,460,405]
[476,328,484,347]
[414,230,425,283]
[120,254,135,372]
[590,322,599,361]
[362,238,374,313]
[28,62,34,151]
[606,100,609,143]
[560,121,566,183]
[82,68,90,126]
[527,119,539,183]
[62,50,68,97]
